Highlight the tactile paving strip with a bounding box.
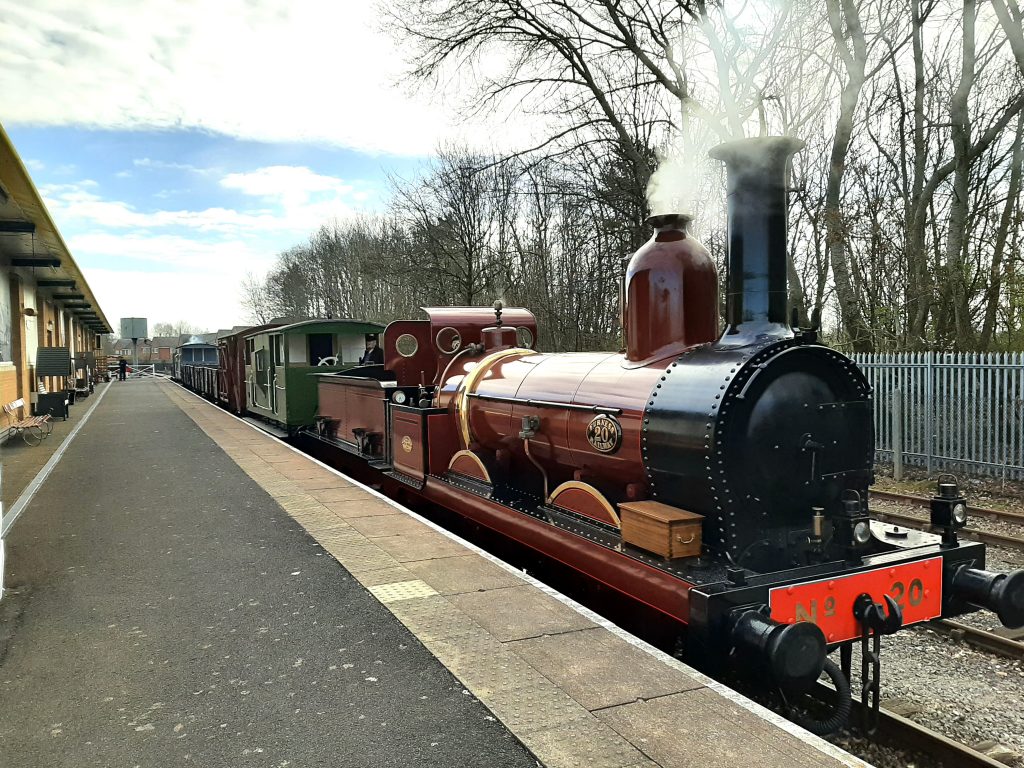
[369,579,439,603]
[526,714,650,768]
[358,566,418,587]
[439,641,549,697]
[485,678,590,734]
[387,595,487,641]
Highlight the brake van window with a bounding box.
[308,333,333,364]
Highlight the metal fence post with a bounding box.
[925,351,934,475]
[893,388,903,482]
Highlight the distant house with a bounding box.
[150,337,177,366]
[109,336,179,371]
[112,339,135,359]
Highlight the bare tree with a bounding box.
[151,320,203,337]
[240,0,1024,354]
[241,273,274,324]
[980,111,1024,347]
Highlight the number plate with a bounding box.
[769,557,943,644]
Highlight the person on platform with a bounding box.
[358,334,384,365]
[118,357,127,381]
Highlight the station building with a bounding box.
[0,123,112,405]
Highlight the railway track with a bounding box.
[871,488,1024,526]
[872,705,1010,768]
[930,617,1024,660]
[812,685,1011,768]
[869,507,1024,552]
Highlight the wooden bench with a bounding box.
[3,399,53,446]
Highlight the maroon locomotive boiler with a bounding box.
[306,136,1024,733]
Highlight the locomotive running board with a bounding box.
[440,472,729,587]
[384,469,425,491]
[299,427,389,468]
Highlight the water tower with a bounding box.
[119,318,148,367]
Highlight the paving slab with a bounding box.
[597,689,844,768]
[308,486,369,502]
[447,585,597,642]
[372,530,472,563]
[484,677,590,734]
[346,513,432,538]
[403,554,526,595]
[324,499,401,519]
[525,715,651,768]
[508,628,703,711]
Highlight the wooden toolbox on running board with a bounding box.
[618,501,703,559]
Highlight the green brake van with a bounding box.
[244,318,384,434]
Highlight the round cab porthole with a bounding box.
[396,333,419,358]
[435,326,462,354]
[516,326,534,349]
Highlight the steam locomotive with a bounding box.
[184,136,1024,733]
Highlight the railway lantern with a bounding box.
[834,493,871,557]
[930,475,967,544]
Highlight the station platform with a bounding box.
[0,379,869,768]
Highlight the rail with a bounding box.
[873,705,1009,768]
[931,618,1024,660]
[871,488,1024,525]
[813,683,1009,768]
[869,507,1024,552]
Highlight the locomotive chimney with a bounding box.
[709,136,804,338]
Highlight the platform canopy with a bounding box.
[0,122,112,334]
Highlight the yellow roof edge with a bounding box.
[0,120,113,334]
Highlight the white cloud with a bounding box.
[221,166,354,207]
[134,158,212,174]
[43,187,279,234]
[86,267,259,331]
[73,233,280,329]
[43,170,376,329]
[69,231,275,274]
[0,0,542,155]
[40,169,369,235]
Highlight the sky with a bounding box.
[0,0,529,333]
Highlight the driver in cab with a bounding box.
[359,333,384,365]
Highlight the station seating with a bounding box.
[3,398,53,446]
